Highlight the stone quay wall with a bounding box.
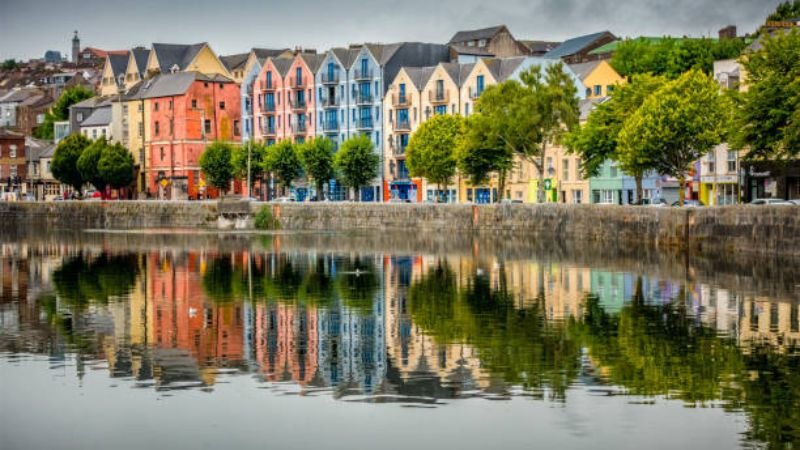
[0,201,797,256]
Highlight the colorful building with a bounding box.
[569,59,625,99]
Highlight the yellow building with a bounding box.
[569,59,625,99]
[221,48,292,84]
[145,42,231,79]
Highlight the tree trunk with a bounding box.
[678,175,685,207]
[355,186,360,202]
[635,174,643,205]
[498,170,506,203]
[317,181,324,201]
[436,183,442,203]
[537,145,547,204]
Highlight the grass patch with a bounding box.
[254,205,280,230]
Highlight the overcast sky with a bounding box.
[0,0,784,61]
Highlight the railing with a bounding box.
[469,87,483,99]
[260,81,275,91]
[394,119,411,131]
[292,123,307,134]
[354,69,373,80]
[322,120,339,133]
[393,144,407,156]
[290,99,307,111]
[392,94,410,107]
[263,102,276,113]
[429,90,449,104]
[355,92,373,105]
[290,76,306,89]
[356,118,373,129]
[263,125,277,136]
[321,73,339,84]
[321,96,338,108]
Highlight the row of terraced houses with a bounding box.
[71,24,789,203]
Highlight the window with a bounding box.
[219,101,225,110]
[233,120,240,137]
[169,119,174,135]
[92,129,97,139]
[478,39,487,47]
[160,147,165,161]
[593,85,602,96]
[266,71,272,88]
[607,85,615,94]
[707,151,716,174]
[477,75,484,94]
[138,122,144,136]
[465,103,470,116]
[602,190,613,203]
[585,88,591,97]
[77,112,84,122]
[203,82,209,88]
[562,159,569,181]
[9,145,16,158]
[204,120,211,134]
[218,83,224,90]
[727,151,737,172]
[572,190,583,204]
[169,100,173,110]
[434,105,447,115]
[154,102,159,112]
[609,164,618,177]
[154,121,160,136]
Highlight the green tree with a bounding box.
[232,141,267,196]
[77,137,107,193]
[567,74,668,201]
[263,140,302,196]
[199,141,235,193]
[619,69,729,206]
[611,37,746,79]
[731,29,800,160]
[406,114,463,202]
[1,59,18,71]
[767,1,800,22]
[298,137,335,200]
[51,133,90,191]
[334,134,379,201]
[457,113,513,199]
[34,86,94,140]
[98,143,134,190]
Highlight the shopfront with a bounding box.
[743,160,800,202]
[699,175,740,205]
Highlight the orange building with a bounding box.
[254,302,319,384]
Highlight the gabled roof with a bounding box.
[82,47,128,58]
[403,66,436,90]
[269,57,294,76]
[298,53,326,73]
[331,47,361,69]
[449,25,506,44]
[0,88,45,104]
[19,93,52,108]
[80,106,112,127]
[579,97,609,121]
[252,48,291,61]
[108,53,130,78]
[568,60,604,81]
[131,47,150,76]
[546,31,615,59]
[220,53,250,72]
[71,96,110,109]
[520,40,561,54]
[437,62,475,87]
[137,72,234,100]
[450,44,495,57]
[366,43,404,65]
[151,43,206,73]
[483,57,526,82]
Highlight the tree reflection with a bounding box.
[52,253,139,306]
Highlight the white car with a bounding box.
[272,196,295,203]
[750,198,793,205]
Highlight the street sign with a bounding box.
[159,178,169,188]
[544,178,552,190]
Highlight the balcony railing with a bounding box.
[292,123,308,134]
[392,94,410,108]
[355,92,373,105]
[322,120,339,133]
[290,99,307,111]
[394,119,411,131]
[470,87,483,99]
[321,96,338,108]
[429,90,449,104]
[263,126,277,136]
[290,76,306,89]
[354,69,373,80]
[389,139,407,156]
[263,103,276,113]
[321,73,339,84]
[260,81,275,91]
[356,118,373,130]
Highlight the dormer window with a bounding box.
[478,39,487,47]
[170,64,180,74]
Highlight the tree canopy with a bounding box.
[298,137,335,200]
[406,114,463,199]
[98,143,134,189]
[76,137,106,192]
[263,140,303,195]
[51,133,91,191]
[767,1,800,22]
[232,141,267,183]
[34,86,94,140]
[199,141,235,192]
[610,37,747,79]
[731,29,800,160]
[334,134,379,200]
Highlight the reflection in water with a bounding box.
[0,234,798,448]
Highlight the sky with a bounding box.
[0,0,784,61]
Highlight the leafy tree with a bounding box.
[51,133,90,191]
[263,140,302,196]
[98,143,134,189]
[34,86,94,140]
[619,69,729,206]
[567,74,668,201]
[457,113,513,198]
[199,141,235,193]
[767,0,800,22]
[1,59,18,71]
[298,137,335,200]
[731,29,800,160]
[333,134,379,201]
[77,137,107,192]
[232,141,267,195]
[611,37,746,79]
[334,256,379,314]
[406,114,463,201]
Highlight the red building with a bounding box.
[140,72,241,199]
[0,130,27,197]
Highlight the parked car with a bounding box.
[749,198,793,205]
[635,197,668,207]
[272,196,295,203]
[790,199,800,206]
[672,200,704,207]
[500,199,523,204]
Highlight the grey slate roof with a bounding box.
[131,47,150,77]
[299,53,326,73]
[579,97,608,121]
[0,88,45,104]
[483,57,526,82]
[108,53,130,78]
[151,43,206,73]
[136,72,234,100]
[331,47,361,69]
[520,40,561,54]
[220,53,249,72]
[71,96,111,109]
[449,26,505,44]
[450,44,495,57]
[252,48,291,64]
[568,60,603,81]
[366,43,403,65]
[270,57,294,76]
[404,66,436,90]
[546,31,613,59]
[80,106,112,127]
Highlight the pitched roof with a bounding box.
[366,43,404,65]
[19,93,52,108]
[252,48,291,61]
[71,96,110,109]
[0,88,45,103]
[137,72,233,100]
[80,106,112,127]
[450,44,495,57]
[108,53,130,78]
[299,53,326,73]
[546,31,614,59]
[331,47,361,69]
[151,43,207,73]
[520,40,561,54]
[403,66,436,90]
[449,25,506,44]
[220,53,249,72]
[483,57,526,82]
[579,97,608,121]
[568,60,604,81]
[131,47,150,76]
[269,57,294,76]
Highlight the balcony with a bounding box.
[290,99,307,111]
[356,118,373,130]
[321,72,339,85]
[263,103,276,114]
[292,123,308,135]
[355,92,373,105]
[469,87,483,99]
[354,69,373,80]
[260,81,276,92]
[290,76,306,90]
[394,119,411,131]
[321,96,338,108]
[263,126,277,137]
[322,120,339,133]
[392,94,410,108]
[429,90,449,104]
[389,140,407,157]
